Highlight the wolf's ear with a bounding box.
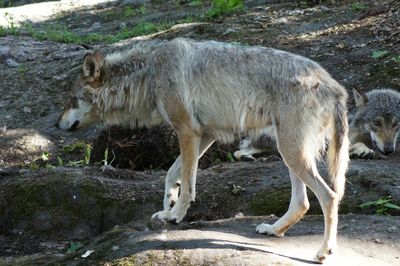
[353,89,367,108]
[82,50,104,80]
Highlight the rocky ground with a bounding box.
[0,0,399,265]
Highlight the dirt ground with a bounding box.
[0,0,400,265]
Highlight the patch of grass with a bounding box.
[123,5,147,17]
[1,0,242,44]
[106,21,172,43]
[65,143,92,166]
[63,141,88,153]
[2,20,173,44]
[3,12,18,35]
[0,25,6,36]
[206,0,244,19]
[188,0,203,6]
[16,64,27,76]
[351,2,366,11]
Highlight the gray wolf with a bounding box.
[56,38,349,263]
[235,88,400,160]
[349,89,400,158]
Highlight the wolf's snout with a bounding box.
[382,145,395,155]
[67,121,80,131]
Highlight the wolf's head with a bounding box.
[353,89,400,155]
[56,51,105,131]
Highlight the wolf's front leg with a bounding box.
[152,133,201,223]
[349,142,375,159]
[163,156,181,210]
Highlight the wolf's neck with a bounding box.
[93,68,163,128]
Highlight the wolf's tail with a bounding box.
[327,96,350,201]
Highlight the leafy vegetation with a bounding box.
[371,50,390,59]
[351,2,366,11]
[206,0,244,18]
[67,241,84,254]
[359,197,400,215]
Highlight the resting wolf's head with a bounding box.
[56,51,105,131]
[353,89,400,155]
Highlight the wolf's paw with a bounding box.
[255,223,284,237]
[350,143,375,159]
[151,210,179,224]
[314,243,337,264]
[152,202,188,224]
[234,151,256,161]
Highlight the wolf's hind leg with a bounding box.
[256,170,309,237]
[260,112,340,263]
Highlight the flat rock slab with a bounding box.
[10,215,398,266]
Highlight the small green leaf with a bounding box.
[383,203,400,210]
[226,153,235,162]
[359,201,377,208]
[41,152,50,161]
[371,50,389,59]
[392,56,400,63]
[67,241,83,254]
[57,156,64,167]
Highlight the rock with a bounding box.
[272,17,289,25]
[23,107,31,114]
[6,58,19,68]
[18,215,400,265]
[388,226,397,232]
[89,22,102,31]
[0,46,11,59]
[223,28,237,35]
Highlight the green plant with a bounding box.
[57,156,64,167]
[62,141,92,166]
[62,141,87,153]
[4,12,17,34]
[16,64,27,76]
[371,50,390,59]
[124,5,147,17]
[392,55,400,63]
[97,147,116,166]
[107,21,171,42]
[359,197,400,215]
[0,25,5,36]
[226,152,235,162]
[351,2,366,11]
[67,241,84,254]
[206,0,244,19]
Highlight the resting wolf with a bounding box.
[350,89,400,158]
[56,38,349,263]
[235,88,400,160]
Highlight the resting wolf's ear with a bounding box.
[82,50,104,80]
[353,89,368,108]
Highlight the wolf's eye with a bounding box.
[393,120,399,128]
[372,120,381,127]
